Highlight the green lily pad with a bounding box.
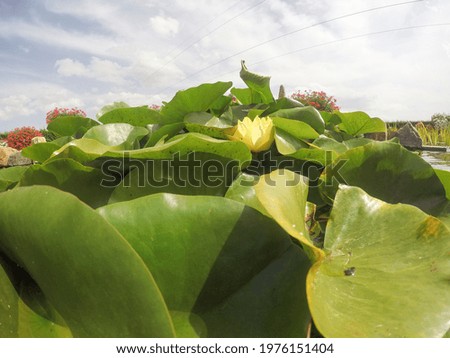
[144,123,185,147]
[226,169,323,262]
[308,185,450,337]
[0,256,19,337]
[435,168,450,200]
[335,111,386,136]
[270,107,325,134]
[0,255,72,338]
[160,82,232,124]
[0,186,174,337]
[18,158,115,208]
[22,136,73,163]
[273,117,319,140]
[98,106,160,126]
[209,95,233,116]
[52,133,251,167]
[47,116,99,138]
[98,193,311,337]
[239,60,274,104]
[108,152,240,203]
[274,128,309,155]
[184,112,234,139]
[83,123,148,149]
[230,87,263,105]
[320,141,448,216]
[262,97,304,115]
[0,166,29,192]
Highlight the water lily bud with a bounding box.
[228,116,275,152]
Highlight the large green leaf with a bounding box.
[144,123,185,147]
[108,152,239,204]
[18,159,115,208]
[0,166,29,192]
[336,111,386,136]
[231,103,268,121]
[52,133,251,167]
[281,136,372,165]
[0,256,18,337]
[262,97,304,115]
[320,141,448,216]
[226,170,323,262]
[83,123,148,149]
[239,61,274,104]
[22,137,72,163]
[270,107,325,134]
[230,88,262,105]
[0,186,174,337]
[274,128,309,155]
[98,106,160,126]
[184,112,234,139]
[0,255,72,338]
[209,95,232,116]
[273,117,320,140]
[47,116,99,138]
[435,168,450,200]
[308,186,450,337]
[279,137,342,166]
[98,193,311,337]
[160,82,232,124]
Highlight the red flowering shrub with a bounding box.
[148,104,161,111]
[46,107,87,124]
[6,126,43,150]
[291,90,340,112]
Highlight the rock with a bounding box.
[7,151,32,167]
[31,136,46,145]
[0,147,18,167]
[393,122,423,149]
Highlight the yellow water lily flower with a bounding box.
[228,116,275,152]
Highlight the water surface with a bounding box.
[421,149,450,171]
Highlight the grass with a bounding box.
[416,123,450,146]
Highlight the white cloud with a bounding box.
[1,0,450,131]
[0,20,115,58]
[0,83,84,128]
[150,16,179,37]
[55,57,129,85]
[0,95,35,119]
[55,58,87,77]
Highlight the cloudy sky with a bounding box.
[0,0,449,131]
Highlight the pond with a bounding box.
[421,149,450,171]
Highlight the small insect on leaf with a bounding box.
[344,267,356,276]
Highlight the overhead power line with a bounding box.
[148,0,267,81]
[163,0,425,90]
[251,23,450,66]
[204,23,450,83]
[161,1,241,60]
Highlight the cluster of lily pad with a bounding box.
[0,62,449,338]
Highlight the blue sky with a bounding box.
[0,0,449,131]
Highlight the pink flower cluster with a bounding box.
[291,90,340,112]
[7,126,43,150]
[148,104,161,111]
[46,107,87,124]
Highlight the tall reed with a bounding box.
[416,123,450,146]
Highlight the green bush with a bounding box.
[431,113,450,130]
